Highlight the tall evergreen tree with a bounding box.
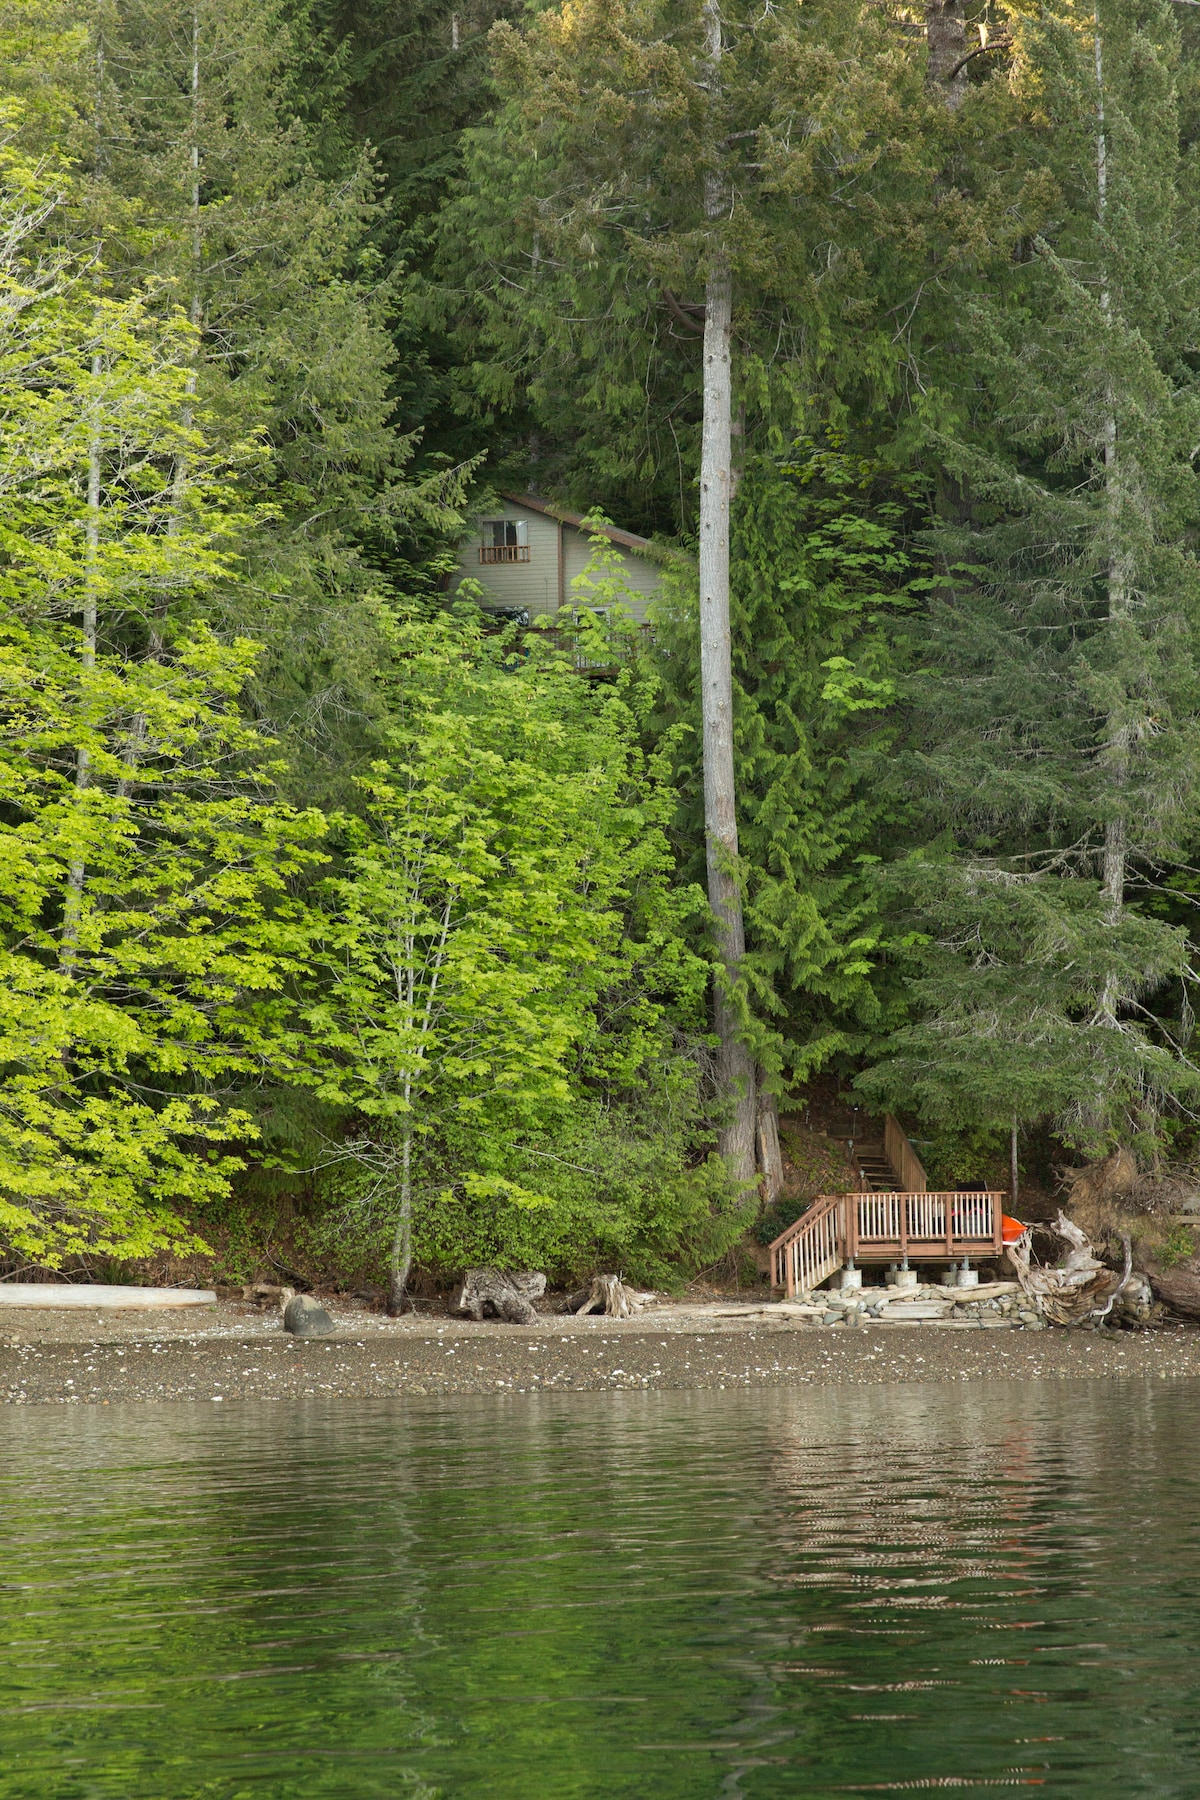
[436,0,945,1176]
[860,0,1200,1155]
[299,0,516,461]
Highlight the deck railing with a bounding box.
[885,1114,927,1194]
[769,1190,1005,1296]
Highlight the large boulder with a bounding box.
[283,1294,334,1337]
[453,1268,546,1325]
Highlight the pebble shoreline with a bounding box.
[2,1297,1198,1404]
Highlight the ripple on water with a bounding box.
[0,1382,1198,1798]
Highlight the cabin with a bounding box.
[451,492,663,625]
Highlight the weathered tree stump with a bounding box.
[563,1274,654,1318]
[453,1268,546,1325]
[1115,1270,1154,1325]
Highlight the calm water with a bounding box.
[1,1384,1199,1798]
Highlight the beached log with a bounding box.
[1135,1244,1200,1321]
[1009,1212,1124,1326]
[453,1268,546,1325]
[243,1281,295,1305]
[0,1283,217,1309]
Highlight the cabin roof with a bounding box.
[497,491,655,556]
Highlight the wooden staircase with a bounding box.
[769,1114,1005,1297]
[851,1142,898,1191]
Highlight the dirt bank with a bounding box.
[1,1297,1198,1404]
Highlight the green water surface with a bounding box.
[1,1381,1198,1797]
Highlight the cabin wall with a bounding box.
[562,527,658,625]
[453,501,660,624]
[453,501,560,615]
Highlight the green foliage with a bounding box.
[284,603,732,1282]
[0,615,324,1265]
[12,0,1200,1278]
[856,857,1200,1155]
[0,155,325,1263]
[652,445,914,1082]
[10,0,474,808]
[308,1098,751,1286]
[908,1122,1009,1195]
[434,0,936,527]
[1158,1222,1197,1269]
[864,0,1200,1154]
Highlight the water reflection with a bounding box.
[0,1385,1198,1797]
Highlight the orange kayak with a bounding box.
[1001,1215,1027,1246]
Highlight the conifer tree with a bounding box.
[860,0,1200,1155]
[654,444,912,1085]
[438,0,935,1176]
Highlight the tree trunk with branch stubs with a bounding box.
[925,0,970,110]
[1094,21,1131,1034]
[699,0,756,1185]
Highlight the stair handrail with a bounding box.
[768,1190,844,1292]
[884,1114,927,1194]
[767,1189,841,1254]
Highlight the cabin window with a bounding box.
[479,518,530,563]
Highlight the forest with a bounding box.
[4,0,1200,1308]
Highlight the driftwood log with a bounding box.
[1009,1212,1133,1326]
[453,1268,546,1325]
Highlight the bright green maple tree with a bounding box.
[291,604,712,1310]
[0,142,325,1267]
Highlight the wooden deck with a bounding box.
[769,1189,1006,1297]
[768,1112,1006,1296]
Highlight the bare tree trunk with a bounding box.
[61,376,102,970]
[387,1126,413,1315]
[757,1083,784,1202]
[925,0,970,110]
[699,0,755,1183]
[1010,1115,1019,1208]
[1094,18,1129,1030]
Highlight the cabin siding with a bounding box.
[454,501,560,614]
[453,498,660,624]
[562,527,658,622]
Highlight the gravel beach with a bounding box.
[2,1296,1198,1404]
